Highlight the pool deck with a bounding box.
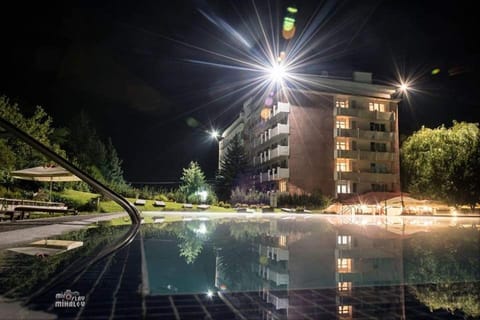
[0,212,128,250]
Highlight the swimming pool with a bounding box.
[0,214,479,319]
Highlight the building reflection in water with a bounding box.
[143,215,478,319]
[217,216,408,319]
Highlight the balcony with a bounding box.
[257,123,289,147]
[335,149,358,159]
[335,107,394,121]
[335,150,396,161]
[335,171,397,183]
[271,123,289,138]
[258,265,289,286]
[270,145,289,160]
[336,128,394,141]
[260,167,290,182]
[258,145,289,164]
[266,291,289,310]
[274,102,290,115]
[359,150,395,161]
[259,244,289,262]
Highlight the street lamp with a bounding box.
[269,62,287,83]
[399,82,410,93]
[210,129,221,140]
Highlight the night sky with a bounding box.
[0,0,478,185]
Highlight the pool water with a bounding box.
[0,214,479,319]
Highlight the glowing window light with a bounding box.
[338,281,352,292]
[337,258,352,272]
[338,305,352,315]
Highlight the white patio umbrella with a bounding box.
[11,165,82,201]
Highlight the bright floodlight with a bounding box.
[399,82,410,92]
[269,63,286,82]
[210,130,220,139]
[207,290,214,298]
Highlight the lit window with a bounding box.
[338,281,352,292]
[336,160,349,172]
[337,235,351,245]
[337,182,350,194]
[336,119,347,129]
[337,258,352,272]
[279,180,287,192]
[338,305,352,315]
[368,102,385,112]
[336,100,349,108]
[336,141,348,150]
[279,235,287,247]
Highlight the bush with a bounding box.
[166,192,175,201]
[187,193,201,204]
[277,190,330,210]
[173,189,186,203]
[0,186,22,199]
[154,194,169,202]
[230,187,268,205]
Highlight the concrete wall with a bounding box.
[288,94,335,196]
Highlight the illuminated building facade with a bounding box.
[220,72,401,198]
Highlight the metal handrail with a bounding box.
[0,116,141,300]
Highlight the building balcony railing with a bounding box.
[335,150,396,161]
[266,291,289,310]
[336,128,394,141]
[271,123,289,138]
[259,145,289,164]
[335,107,394,121]
[260,167,290,183]
[257,123,289,147]
[271,145,289,159]
[335,149,358,159]
[359,150,396,161]
[335,171,397,183]
[259,244,289,262]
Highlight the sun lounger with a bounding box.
[134,199,146,206]
[153,201,166,207]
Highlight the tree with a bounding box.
[104,138,127,188]
[65,110,128,191]
[404,228,480,318]
[179,161,208,203]
[0,96,67,185]
[401,122,480,209]
[216,134,250,201]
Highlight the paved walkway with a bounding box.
[0,212,127,249]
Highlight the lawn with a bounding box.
[56,189,235,213]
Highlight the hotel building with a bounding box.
[219,72,401,199]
